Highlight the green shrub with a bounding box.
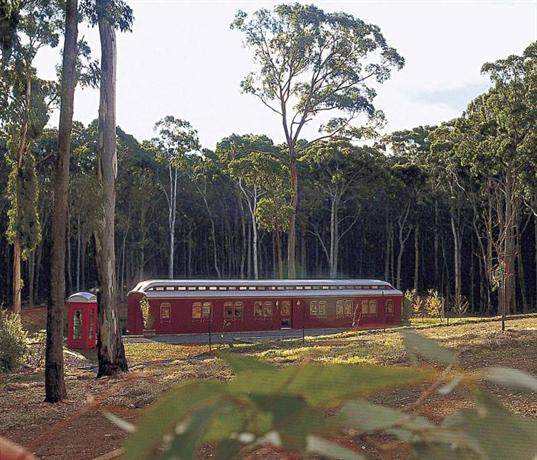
[140,296,154,330]
[403,290,416,321]
[450,295,470,316]
[424,289,444,317]
[404,289,444,319]
[0,311,29,372]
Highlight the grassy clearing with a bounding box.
[124,343,208,365]
[118,316,536,371]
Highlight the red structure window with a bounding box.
[225,302,243,319]
[369,300,378,315]
[280,300,291,316]
[263,302,273,317]
[192,302,212,319]
[385,299,394,314]
[361,300,368,314]
[160,302,171,321]
[254,301,273,319]
[311,301,327,317]
[336,300,344,317]
[344,300,352,316]
[89,309,94,339]
[73,310,82,339]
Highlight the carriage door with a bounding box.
[279,299,292,328]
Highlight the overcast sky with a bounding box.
[35,0,537,149]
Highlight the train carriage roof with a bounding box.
[130,279,403,299]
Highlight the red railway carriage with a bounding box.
[127,279,403,335]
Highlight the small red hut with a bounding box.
[66,292,98,349]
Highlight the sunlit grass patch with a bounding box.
[124,343,206,364]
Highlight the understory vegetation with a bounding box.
[2,317,535,459]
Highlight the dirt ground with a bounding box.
[1,315,536,459]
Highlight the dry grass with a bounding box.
[1,313,536,459]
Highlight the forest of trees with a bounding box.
[1,2,536,323]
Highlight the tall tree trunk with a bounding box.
[287,156,298,278]
[76,215,81,291]
[203,196,221,279]
[28,250,35,307]
[35,235,44,302]
[329,196,338,278]
[95,0,128,377]
[413,224,419,293]
[168,167,177,278]
[450,214,462,302]
[534,212,537,309]
[434,201,439,288]
[67,211,72,293]
[252,215,259,280]
[300,228,306,277]
[384,212,390,281]
[396,203,411,290]
[45,0,78,403]
[276,231,283,279]
[12,239,21,313]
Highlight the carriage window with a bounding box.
[318,301,327,317]
[193,302,211,319]
[224,302,234,318]
[361,300,368,314]
[344,300,353,316]
[280,300,291,316]
[178,286,186,291]
[218,286,227,291]
[202,302,212,318]
[254,302,263,318]
[188,286,197,291]
[310,301,318,316]
[263,302,273,317]
[160,302,171,321]
[369,300,377,315]
[192,302,202,319]
[336,300,344,316]
[385,299,394,314]
[225,302,243,319]
[234,302,243,318]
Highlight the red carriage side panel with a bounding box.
[127,291,144,334]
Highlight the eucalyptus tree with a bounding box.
[45,0,80,403]
[256,172,292,279]
[227,152,287,280]
[383,126,436,294]
[231,3,404,277]
[302,140,386,278]
[152,116,200,278]
[188,149,226,279]
[88,0,133,376]
[1,0,63,313]
[217,134,282,279]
